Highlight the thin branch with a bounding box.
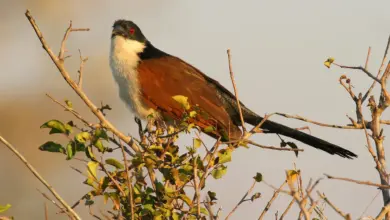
[276,112,361,129]
[247,140,303,152]
[0,136,81,220]
[258,181,286,220]
[99,160,127,197]
[119,140,134,220]
[376,204,390,220]
[193,157,201,218]
[25,10,140,153]
[334,63,381,83]
[44,202,49,220]
[225,180,258,220]
[325,174,390,189]
[365,47,372,69]
[317,191,351,220]
[363,37,390,102]
[279,198,294,220]
[77,50,88,88]
[227,49,246,132]
[37,189,70,218]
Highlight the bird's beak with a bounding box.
[111,29,120,38]
[111,26,124,38]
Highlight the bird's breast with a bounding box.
[109,36,158,119]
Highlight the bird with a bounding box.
[109,19,357,159]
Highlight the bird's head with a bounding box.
[111,20,147,43]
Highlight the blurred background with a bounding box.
[1,0,390,219]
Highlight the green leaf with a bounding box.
[86,161,99,186]
[94,128,108,140]
[40,120,67,134]
[179,194,192,206]
[208,191,217,201]
[39,141,65,153]
[172,95,190,110]
[193,138,202,149]
[0,204,11,213]
[105,158,124,169]
[190,207,209,216]
[66,142,76,160]
[172,212,180,220]
[211,165,227,179]
[93,140,106,152]
[253,172,263,182]
[76,143,86,152]
[217,148,232,164]
[65,121,73,134]
[251,192,261,201]
[150,144,164,151]
[75,132,91,143]
[286,142,299,157]
[204,126,215,133]
[65,99,73,109]
[85,145,96,161]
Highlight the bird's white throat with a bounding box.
[109,36,157,118]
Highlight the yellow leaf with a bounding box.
[324,57,335,68]
[189,111,197,118]
[172,95,190,110]
[285,169,300,186]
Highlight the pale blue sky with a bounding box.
[1,1,390,219]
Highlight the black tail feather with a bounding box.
[245,115,357,159]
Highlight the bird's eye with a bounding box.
[129,28,135,35]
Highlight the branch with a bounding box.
[334,63,381,83]
[0,136,81,220]
[247,140,303,152]
[376,204,390,220]
[119,140,134,220]
[317,191,351,220]
[225,180,258,220]
[25,10,140,153]
[362,36,390,102]
[258,181,286,220]
[279,198,294,220]
[325,174,390,189]
[227,49,246,132]
[276,112,361,129]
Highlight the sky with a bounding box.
[1,0,390,219]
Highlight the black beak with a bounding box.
[111,26,125,38]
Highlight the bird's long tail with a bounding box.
[244,114,357,159]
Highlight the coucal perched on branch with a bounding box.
[109,20,357,159]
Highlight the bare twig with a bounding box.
[247,140,303,152]
[363,39,390,101]
[225,180,258,220]
[25,10,140,153]
[276,112,363,129]
[0,136,80,220]
[325,174,390,189]
[365,47,372,70]
[77,50,88,88]
[45,202,49,220]
[37,189,68,216]
[227,49,246,132]
[376,204,390,220]
[279,199,294,220]
[119,140,134,220]
[258,181,286,220]
[100,160,126,197]
[317,191,351,220]
[193,157,201,218]
[334,63,381,83]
